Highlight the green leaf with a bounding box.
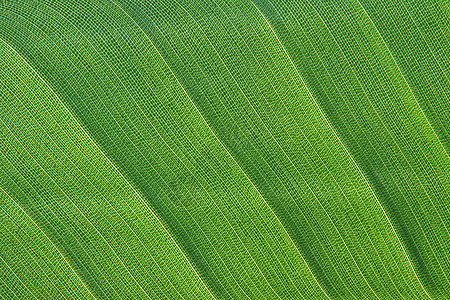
[0,0,448,298]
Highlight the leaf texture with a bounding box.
[0,0,449,299]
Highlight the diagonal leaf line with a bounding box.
[315,0,450,288]
[0,141,118,298]
[0,36,208,299]
[165,2,356,298]
[139,3,333,299]
[4,14,209,296]
[354,0,450,292]
[143,0,384,297]
[268,0,444,296]
[259,1,433,297]
[247,1,396,298]
[264,1,439,296]
[7,4,233,297]
[113,0,348,294]
[254,3,415,298]
[351,1,450,290]
[1,23,159,298]
[47,2,264,296]
[355,0,450,162]
[126,3,358,299]
[0,200,72,299]
[4,51,183,300]
[26,0,388,296]
[108,1,314,298]
[43,2,248,296]
[214,1,411,297]
[373,1,450,159]
[193,0,342,297]
[1,41,154,299]
[248,1,442,298]
[0,67,185,299]
[0,254,39,300]
[0,92,152,299]
[172,0,376,297]
[398,1,450,121]
[18,5,258,294]
[0,186,97,300]
[174,0,357,296]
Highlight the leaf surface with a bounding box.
[0,0,448,299]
